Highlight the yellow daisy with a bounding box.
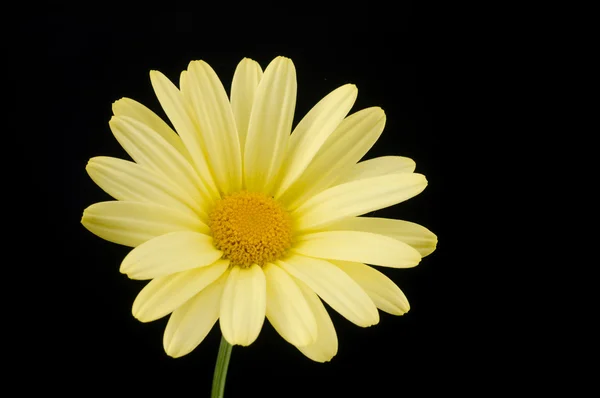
[82,56,437,362]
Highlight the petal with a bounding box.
[263,263,317,348]
[163,271,229,358]
[187,61,242,194]
[277,255,379,327]
[331,260,410,315]
[81,201,208,247]
[279,107,385,210]
[335,155,416,185]
[132,259,229,322]
[112,98,191,162]
[294,279,338,363]
[275,84,358,197]
[86,156,204,219]
[292,173,427,232]
[149,70,219,201]
[323,217,438,257]
[179,70,193,105]
[120,231,223,280]
[293,230,421,268]
[220,264,266,346]
[109,116,214,209]
[244,56,296,194]
[231,58,263,157]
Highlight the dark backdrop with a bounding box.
[20,9,482,397]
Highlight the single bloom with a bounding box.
[82,56,437,362]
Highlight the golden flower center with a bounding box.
[209,191,293,268]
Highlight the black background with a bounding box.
[19,8,487,396]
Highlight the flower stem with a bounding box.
[211,335,233,398]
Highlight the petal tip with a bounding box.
[111,98,126,113]
[149,70,167,84]
[367,313,381,327]
[271,56,295,70]
[165,349,181,359]
[132,302,156,323]
[163,335,187,359]
[345,83,358,93]
[108,115,119,126]
[165,344,189,359]
[80,206,94,225]
[187,59,204,69]
[84,159,96,174]
[119,256,143,279]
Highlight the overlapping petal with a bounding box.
[294,279,338,362]
[275,84,357,197]
[187,60,242,194]
[335,155,416,185]
[150,70,219,201]
[244,56,296,194]
[323,217,437,257]
[220,264,267,346]
[112,97,191,162]
[231,58,263,156]
[293,230,421,268]
[109,115,214,209]
[81,201,208,247]
[86,156,203,219]
[292,173,427,232]
[332,260,410,315]
[277,254,379,327]
[132,259,229,322]
[263,263,317,347]
[120,231,223,280]
[278,107,386,209]
[163,271,229,358]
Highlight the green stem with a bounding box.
[211,335,233,398]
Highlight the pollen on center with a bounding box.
[208,191,293,268]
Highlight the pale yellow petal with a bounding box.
[294,278,338,362]
[132,259,229,323]
[179,70,193,106]
[231,58,263,157]
[293,231,421,268]
[336,155,416,185]
[263,263,317,347]
[187,61,242,194]
[244,56,296,194]
[120,231,223,280]
[293,173,427,232]
[112,97,191,162]
[279,107,385,210]
[164,271,229,358]
[275,84,358,197]
[277,255,379,327]
[220,264,266,346]
[109,116,214,210]
[81,201,208,247]
[86,156,204,219]
[149,70,219,201]
[323,217,438,257]
[331,260,410,315]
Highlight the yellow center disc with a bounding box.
[209,191,293,267]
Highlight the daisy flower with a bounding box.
[82,56,437,363]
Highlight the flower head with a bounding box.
[82,56,437,362]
